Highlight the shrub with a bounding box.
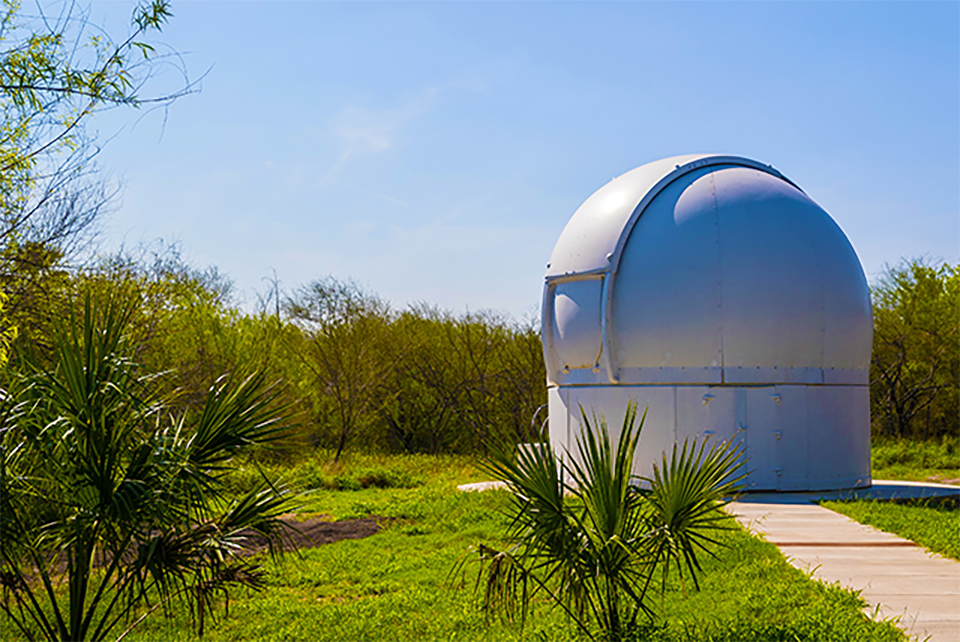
[463,402,745,641]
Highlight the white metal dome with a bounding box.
[543,155,873,491]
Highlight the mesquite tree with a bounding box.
[870,259,959,439]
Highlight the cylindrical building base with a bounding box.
[548,384,871,492]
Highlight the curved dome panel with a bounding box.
[714,166,832,383]
[612,165,726,383]
[818,218,874,381]
[542,155,872,387]
[545,154,706,279]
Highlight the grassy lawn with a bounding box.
[0,451,907,641]
[104,453,902,642]
[871,436,960,485]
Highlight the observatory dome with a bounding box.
[543,155,873,491]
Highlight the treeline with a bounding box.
[2,248,955,457]
[286,278,545,458]
[2,249,546,459]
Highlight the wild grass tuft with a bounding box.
[223,450,478,499]
[871,435,960,484]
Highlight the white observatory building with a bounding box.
[542,155,873,491]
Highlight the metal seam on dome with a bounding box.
[710,170,726,381]
[598,273,618,383]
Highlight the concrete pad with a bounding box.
[870,594,960,620]
[839,575,959,596]
[907,622,960,642]
[735,479,960,504]
[457,480,507,492]
[870,595,960,642]
[727,487,960,642]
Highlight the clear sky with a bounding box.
[88,0,959,320]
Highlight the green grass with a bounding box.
[124,453,902,642]
[871,435,960,484]
[2,452,906,641]
[225,450,483,498]
[822,497,960,561]
[633,524,905,642]
[117,517,906,642]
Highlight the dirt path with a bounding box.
[243,516,388,555]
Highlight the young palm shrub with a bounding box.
[0,293,294,642]
[468,402,744,641]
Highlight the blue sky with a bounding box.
[89,1,959,320]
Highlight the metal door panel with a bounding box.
[626,387,677,480]
[676,386,743,486]
[807,386,871,489]
[676,386,738,447]
[565,386,676,480]
[745,387,780,490]
[548,386,569,464]
[774,386,809,491]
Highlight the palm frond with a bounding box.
[187,371,292,472]
[0,290,295,642]
[468,400,746,641]
[640,436,746,591]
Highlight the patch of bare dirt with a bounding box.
[242,516,389,555]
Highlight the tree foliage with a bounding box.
[7,263,546,462]
[0,0,192,346]
[870,258,959,440]
[1,0,185,203]
[286,277,547,458]
[287,278,398,462]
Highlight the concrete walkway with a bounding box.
[728,481,960,642]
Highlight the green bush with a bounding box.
[292,457,422,492]
[871,259,959,440]
[872,435,959,470]
[871,434,960,483]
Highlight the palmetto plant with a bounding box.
[468,403,745,641]
[0,293,293,641]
